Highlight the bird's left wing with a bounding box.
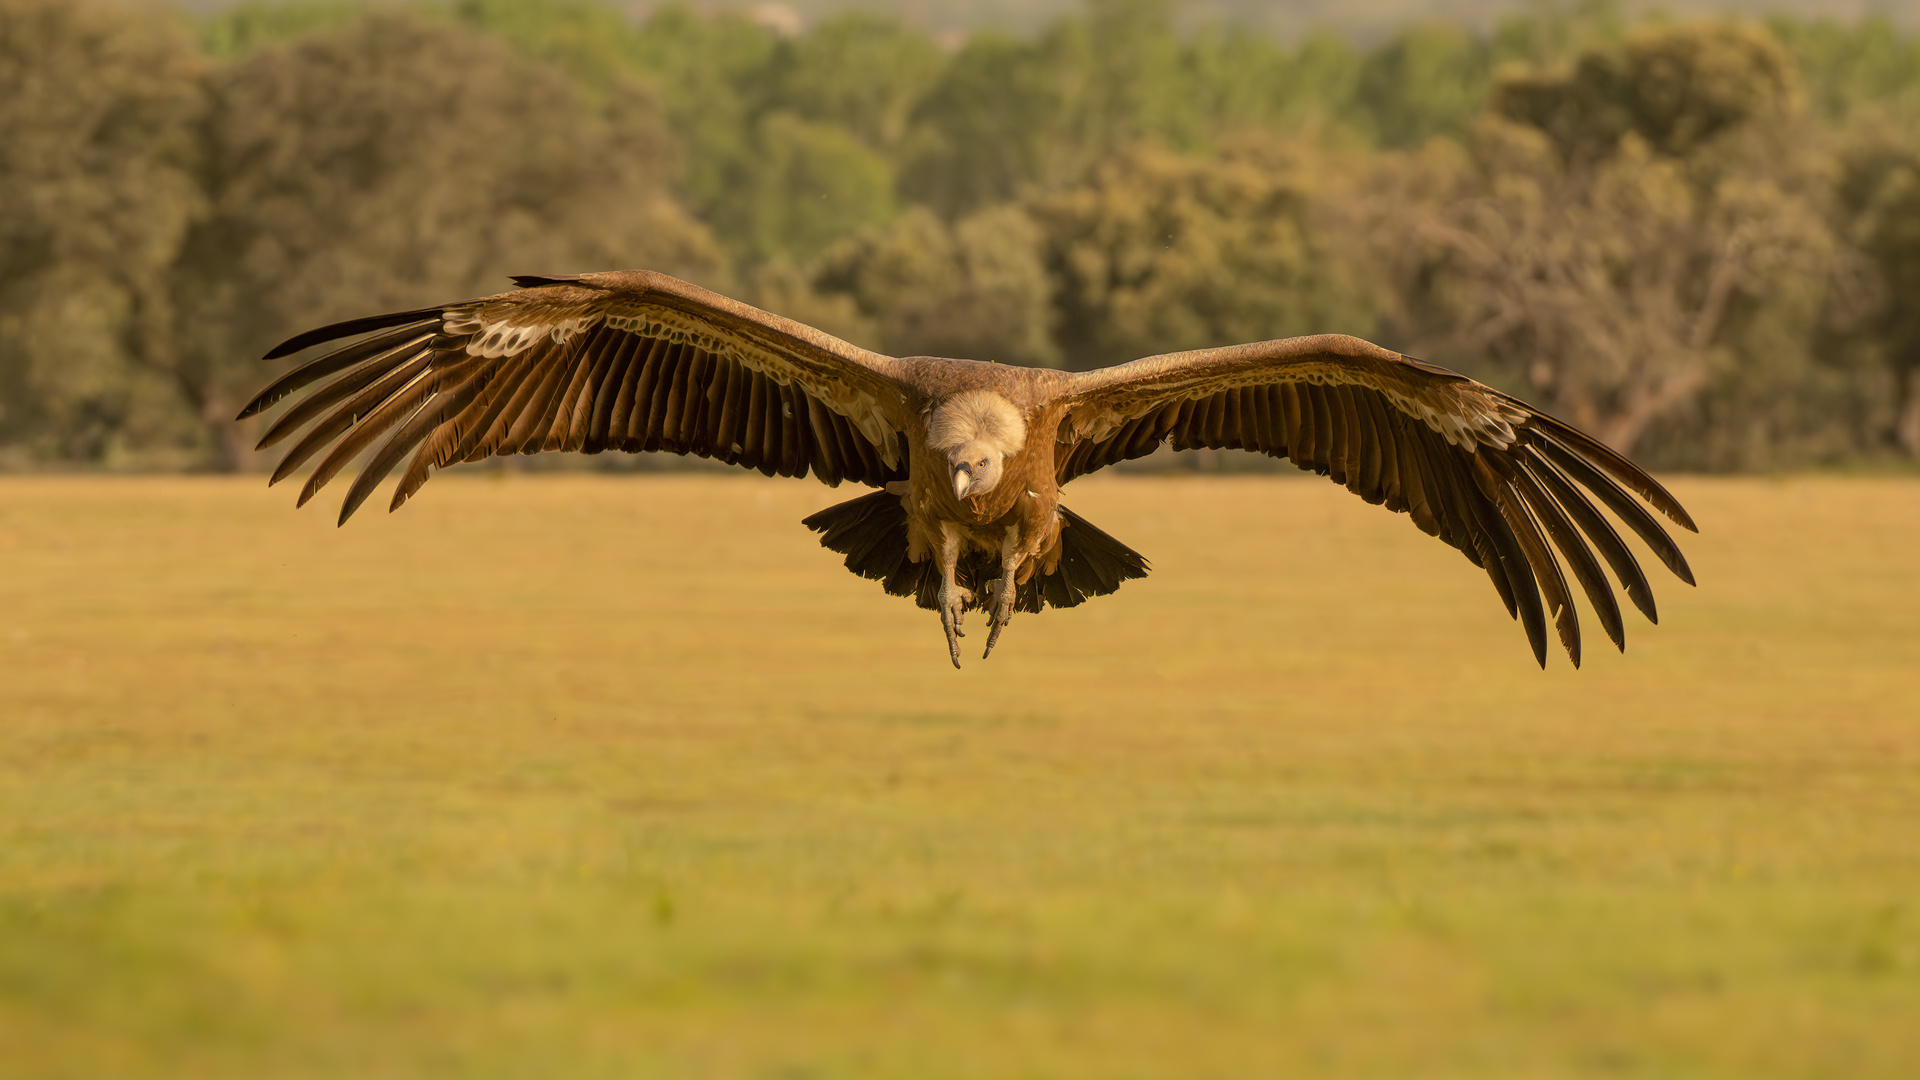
[1053,335,1698,667]
[238,270,914,524]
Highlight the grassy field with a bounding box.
[2,472,1917,1078]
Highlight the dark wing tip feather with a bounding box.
[1530,432,1696,588]
[241,321,441,421]
[1527,411,1698,533]
[237,390,282,422]
[1506,460,1624,654]
[1669,558,1697,588]
[261,306,443,362]
[336,482,377,527]
[1628,584,1659,624]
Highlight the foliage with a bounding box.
[1030,140,1378,369]
[0,0,208,466]
[1835,125,1920,455]
[3,0,1920,471]
[729,110,899,262]
[1770,14,1920,126]
[895,30,1073,217]
[170,12,723,466]
[1493,19,1801,164]
[812,205,1059,365]
[768,11,946,154]
[1369,21,1869,467]
[1349,23,1492,149]
[196,0,377,57]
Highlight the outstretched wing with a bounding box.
[1055,334,1698,668]
[238,270,913,524]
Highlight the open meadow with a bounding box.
[2,471,1917,1078]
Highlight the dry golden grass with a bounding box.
[2,472,1917,1078]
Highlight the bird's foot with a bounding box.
[982,579,1017,659]
[939,585,973,669]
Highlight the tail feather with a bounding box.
[801,490,940,605]
[1036,505,1150,609]
[801,491,1149,612]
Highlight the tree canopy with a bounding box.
[3,0,1918,470]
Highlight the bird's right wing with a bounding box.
[238,270,915,524]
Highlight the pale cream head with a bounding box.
[928,390,1027,499]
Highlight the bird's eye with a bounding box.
[977,458,988,469]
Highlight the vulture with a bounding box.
[239,270,1696,669]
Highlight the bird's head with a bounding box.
[947,441,1003,499]
[929,390,1027,501]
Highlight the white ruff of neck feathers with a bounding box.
[928,391,1027,456]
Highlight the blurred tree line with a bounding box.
[4,0,1919,472]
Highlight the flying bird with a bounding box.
[239,270,1696,668]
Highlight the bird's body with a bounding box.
[241,270,1696,668]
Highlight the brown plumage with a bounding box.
[239,269,1697,668]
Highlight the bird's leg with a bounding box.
[983,526,1023,660]
[937,523,971,669]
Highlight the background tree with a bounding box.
[809,205,1059,366]
[1182,28,1361,137]
[1348,24,1490,149]
[899,30,1069,217]
[766,12,945,155]
[515,3,784,251]
[0,0,207,466]
[3,0,1918,471]
[1837,129,1920,455]
[1030,139,1378,370]
[166,13,723,466]
[1371,22,1847,467]
[537,6,921,263]
[1770,14,1920,128]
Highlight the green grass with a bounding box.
[2,473,1917,1078]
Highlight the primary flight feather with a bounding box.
[240,269,1696,668]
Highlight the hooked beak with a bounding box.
[952,462,973,499]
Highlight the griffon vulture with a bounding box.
[239,270,1695,668]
